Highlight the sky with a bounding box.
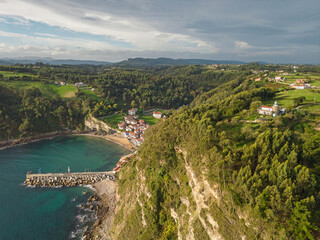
[0,0,319,63]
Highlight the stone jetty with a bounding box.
[24,171,115,187]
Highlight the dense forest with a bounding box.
[112,78,320,239]
[0,64,245,140]
[0,85,90,140]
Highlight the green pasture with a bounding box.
[138,115,159,125]
[263,89,320,107]
[0,80,76,98]
[80,88,103,101]
[0,71,33,77]
[102,114,125,128]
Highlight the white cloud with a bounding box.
[235,41,251,50]
[0,0,215,54]
[0,0,319,63]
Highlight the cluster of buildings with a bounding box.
[274,76,285,82]
[257,101,286,117]
[118,108,150,146]
[290,79,311,89]
[112,154,133,172]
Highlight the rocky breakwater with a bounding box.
[24,171,115,187]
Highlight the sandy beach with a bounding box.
[74,133,135,151]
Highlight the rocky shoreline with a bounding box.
[82,179,117,240]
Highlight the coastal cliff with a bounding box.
[106,80,320,239]
[85,115,116,134]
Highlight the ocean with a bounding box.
[0,135,129,240]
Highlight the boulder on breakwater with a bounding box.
[24,172,115,187]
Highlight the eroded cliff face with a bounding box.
[85,115,116,134]
[110,146,257,240]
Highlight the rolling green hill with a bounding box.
[111,78,320,240]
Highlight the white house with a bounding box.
[74,82,84,87]
[257,101,285,117]
[291,84,310,89]
[153,111,162,119]
[128,108,137,115]
[118,122,126,130]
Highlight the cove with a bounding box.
[0,135,129,240]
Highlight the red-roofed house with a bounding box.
[153,111,162,119]
[134,129,141,134]
[257,101,284,117]
[124,116,134,124]
[129,132,138,139]
[128,108,137,115]
[122,131,129,137]
[130,119,138,125]
[135,138,143,146]
[118,122,126,130]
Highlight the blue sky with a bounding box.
[0,0,319,63]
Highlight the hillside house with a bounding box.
[129,124,138,130]
[56,81,65,85]
[291,84,310,89]
[257,101,286,117]
[134,129,141,134]
[118,122,126,130]
[135,138,143,146]
[129,132,138,139]
[122,131,129,137]
[153,111,163,119]
[74,82,84,87]
[128,108,137,115]
[295,79,305,84]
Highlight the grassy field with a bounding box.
[102,113,159,128]
[102,114,125,128]
[263,89,320,107]
[138,115,159,125]
[0,80,76,98]
[283,73,320,86]
[80,88,103,101]
[0,71,33,77]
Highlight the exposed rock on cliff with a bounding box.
[85,115,116,135]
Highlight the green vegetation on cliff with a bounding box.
[112,77,320,239]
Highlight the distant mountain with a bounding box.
[0,60,15,65]
[0,58,112,65]
[112,57,247,67]
[0,57,266,67]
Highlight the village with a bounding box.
[250,67,320,90]
[112,108,165,172]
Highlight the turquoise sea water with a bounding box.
[0,135,129,240]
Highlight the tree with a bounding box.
[131,100,136,108]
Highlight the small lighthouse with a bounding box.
[68,166,70,173]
